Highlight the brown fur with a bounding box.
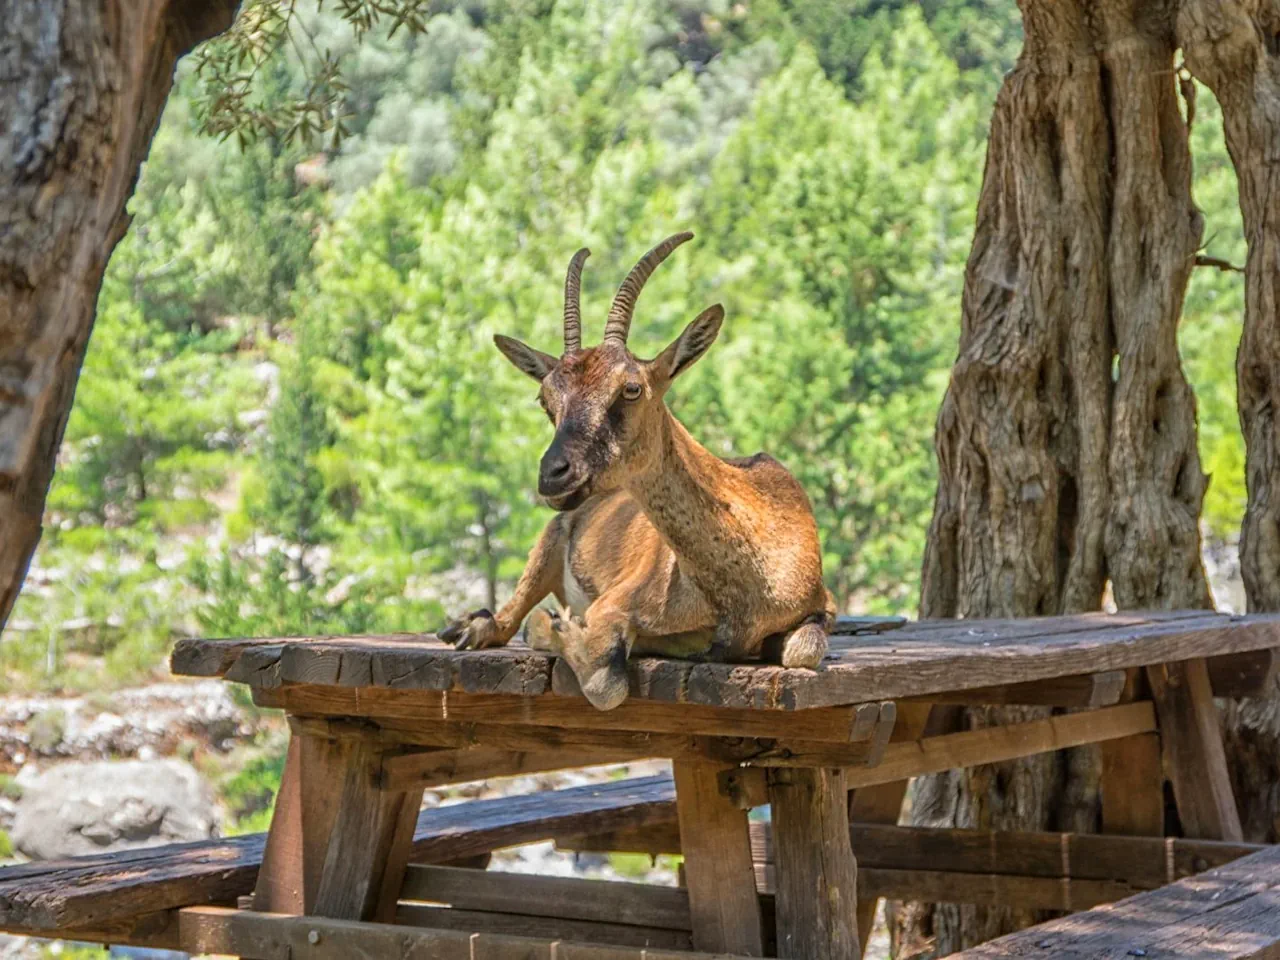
[440,235,834,709]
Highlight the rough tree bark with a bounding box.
[1179,0,1280,844]
[900,1,1212,954]
[0,0,238,631]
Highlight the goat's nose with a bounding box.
[539,451,575,494]
[545,456,571,480]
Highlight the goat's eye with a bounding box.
[623,383,643,402]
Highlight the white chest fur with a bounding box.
[562,554,591,617]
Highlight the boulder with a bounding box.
[10,758,216,860]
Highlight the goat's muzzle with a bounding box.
[538,441,588,510]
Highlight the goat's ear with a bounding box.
[494,334,558,382]
[653,304,724,385]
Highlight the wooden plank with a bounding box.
[768,768,859,959]
[179,906,756,960]
[688,612,1279,708]
[565,819,1260,890]
[396,904,692,950]
[950,843,1280,958]
[401,865,691,930]
[376,745,647,791]
[906,671,1127,707]
[1100,731,1165,836]
[1209,647,1280,698]
[1147,658,1244,841]
[0,911,183,952]
[838,825,1257,887]
[261,685,884,742]
[856,868,1137,912]
[176,612,1280,710]
[288,712,879,771]
[0,775,677,937]
[842,701,1157,789]
[673,761,764,956]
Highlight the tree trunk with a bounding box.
[901,2,1211,954]
[0,0,238,630]
[1179,0,1280,844]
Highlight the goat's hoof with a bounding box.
[439,609,500,650]
[581,665,630,711]
[525,608,561,652]
[780,622,827,669]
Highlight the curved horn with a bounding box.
[602,231,694,344]
[563,247,590,353]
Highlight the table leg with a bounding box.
[1146,659,1243,841]
[254,728,425,921]
[847,702,935,955]
[672,761,764,957]
[770,767,860,959]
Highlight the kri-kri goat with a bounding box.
[441,232,835,710]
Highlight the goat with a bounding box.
[440,232,834,710]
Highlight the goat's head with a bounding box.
[494,232,724,511]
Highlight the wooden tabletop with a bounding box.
[171,610,1280,710]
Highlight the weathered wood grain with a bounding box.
[847,702,937,955]
[397,904,693,951]
[262,686,885,742]
[173,611,1280,709]
[562,816,1260,891]
[181,906,757,960]
[1099,731,1165,837]
[673,761,764,956]
[401,865,691,930]
[1208,648,1280,698]
[306,736,424,921]
[906,670,1127,707]
[376,746,645,791]
[0,775,677,933]
[768,768,859,959]
[950,843,1280,958]
[1147,658,1244,841]
[842,701,1157,788]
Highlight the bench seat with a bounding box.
[0,774,676,940]
[954,843,1280,959]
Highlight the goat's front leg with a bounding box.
[440,517,565,650]
[542,603,636,711]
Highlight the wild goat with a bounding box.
[441,232,835,710]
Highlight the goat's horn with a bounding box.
[563,248,590,353]
[602,232,694,344]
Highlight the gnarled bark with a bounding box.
[1179,0,1280,846]
[0,0,238,630]
[905,1,1211,954]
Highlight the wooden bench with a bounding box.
[952,843,1280,958]
[0,774,676,948]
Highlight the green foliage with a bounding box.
[14,0,1255,694]
[1181,82,1248,544]
[219,744,288,832]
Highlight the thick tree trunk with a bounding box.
[0,0,238,630]
[903,2,1211,954]
[1179,0,1280,844]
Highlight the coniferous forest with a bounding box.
[7,0,1249,696]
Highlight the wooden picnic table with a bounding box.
[170,610,1280,960]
